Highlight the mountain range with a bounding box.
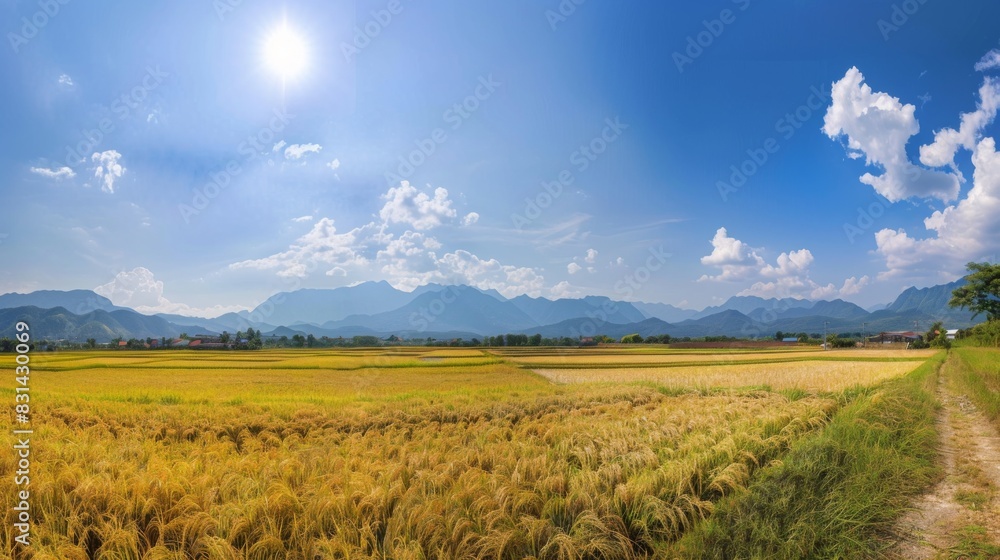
[0,280,978,343]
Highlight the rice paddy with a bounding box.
[0,346,936,558]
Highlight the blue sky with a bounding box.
[2,0,1000,317]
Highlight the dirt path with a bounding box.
[891,359,1000,558]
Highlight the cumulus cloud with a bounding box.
[700,228,865,300]
[461,212,480,226]
[550,280,584,299]
[230,218,381,278]
[875,136,1000,280]
[380,181,457,230]
[30,165,75,180]
[567,262,582,274]
[91,150,125,193]
[825,57,1000,281]
[807,276,871,300]
[823,67,961,202]
[272,140,287,153]
[58,73,74,87]
[975,49,1000,73]
[377,234,545,298]
[919,78,1000,169]
[95,267,165,309]
[585,249,598,264]
[699,227,765,282]
[326,158,341,171]
[284,143,322,160]
[292,215,313,223]
[95,267,245,317]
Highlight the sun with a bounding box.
[263,23,308,81]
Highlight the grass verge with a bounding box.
[950,347,1000,427]
[669,351,945,559]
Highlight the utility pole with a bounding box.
[824,321,829,351]
[862,322,867,349]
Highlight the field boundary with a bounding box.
[670,352,945,558]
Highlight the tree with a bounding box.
[86,338,97,349]
[925,321,951,349]
[950,262,1000,321]
[220,331,231,344]
[621,333,643,344]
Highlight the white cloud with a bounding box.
[91,150,125,193]
[549,280,584,299]
[807,276,870,300]
[975,49,1000,73]
[58,73,74,87]
[95,267,246,317]
[284,143,322,160]
[738,277,812,299]
[272,140,287,153]
[95,267,165,309]
[292,215,313,223]
[699,227,765,282]
[823,67,961,202]
[759,249,814,279]
[567,262,582,274]
[875,136,1000,280]
[839,275,870,296]
[230,218,380,278]
[326,158,341,171]
[30,166,75,180]
[828,63,1000,281]
[376,231,545,297]
[380,181,457,230]
[461,212,480,226]
[919,78,1000,169]
[700,228,859,300]
[584,248,598,264]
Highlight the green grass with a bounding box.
[951,347,1000,427]
[669,351,945,559]
[948,526,1000,559]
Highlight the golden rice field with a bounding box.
[0,347,933,559]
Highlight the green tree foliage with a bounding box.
[620,333,643,344]
[950,262,1000,321]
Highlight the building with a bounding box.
[946,329,959,340]
[871,331,922,344]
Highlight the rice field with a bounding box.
[0,347,934,558]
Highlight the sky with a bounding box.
[2,0,1000,318]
